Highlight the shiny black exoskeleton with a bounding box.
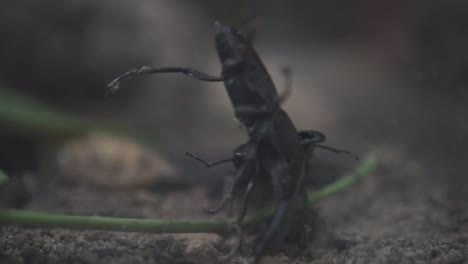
[214,22,281,128]
[212,23,324,256]
[108,22,356,261]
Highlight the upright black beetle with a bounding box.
[108,21,357,260]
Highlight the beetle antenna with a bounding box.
[107,66,223,94]
[315,144,360,160]
[185,152,234,168]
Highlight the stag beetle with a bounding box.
[108,22,357,260]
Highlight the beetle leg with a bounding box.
[229,176,255,254]
[185,152,235,168]
[253,163,293,258]
[315,144,360,160]
[204,190,233,214]
[204,156,253,214]
[220,163,256,260]
[298,130,358,160]
[254,200,290,258]
[107,66,223,93]
[237,179,254,223]
[216,146,257,261]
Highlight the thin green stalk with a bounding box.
[0,211,231,235]
[0,89,94,137]
[243,154,377,225]
[0,154,377,235]
[0,169,8,185]
[0,88,135,141]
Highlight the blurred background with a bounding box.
[1,0,467,224]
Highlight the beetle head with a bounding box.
[214,21,248,65]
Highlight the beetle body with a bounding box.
[108,22,356,261]
[214,22,280,128]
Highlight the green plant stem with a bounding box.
[243,154,377,225]
[0,154,377,235]
[0,88,135,141]
[0,89,94,138]
[0,169,8,185]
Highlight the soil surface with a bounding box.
[1,145,468,264]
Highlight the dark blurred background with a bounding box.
[1,0,467,211]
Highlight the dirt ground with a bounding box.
[1,144,467,264]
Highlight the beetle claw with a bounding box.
[203,196,231,214]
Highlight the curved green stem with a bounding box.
[0,154,377,235]
[0,169,8,185]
